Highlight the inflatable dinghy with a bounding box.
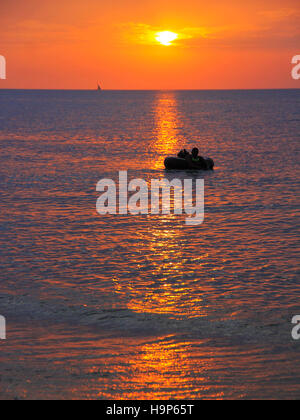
[164,157,214,171]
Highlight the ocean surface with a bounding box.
[0,89,299,400]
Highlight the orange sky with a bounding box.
[0,0,299,89]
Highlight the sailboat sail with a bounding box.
[97,83,102,91]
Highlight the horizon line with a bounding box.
[0,87,299,92]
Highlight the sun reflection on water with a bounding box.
[93,335,225,400]
[113,223,209,319]
[110,92,211,318]
[152,92,184,169]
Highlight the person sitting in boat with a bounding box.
[177,149,189,159]
[187,148,208,170]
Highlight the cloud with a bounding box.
[120,7,300,50]
[119,23,213,46]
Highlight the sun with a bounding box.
[155,31,178,46]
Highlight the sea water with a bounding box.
[0,89,299,399]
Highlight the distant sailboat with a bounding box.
[97,82,102,91]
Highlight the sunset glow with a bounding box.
[0,0,299,89]
[1,0,300,403]
[155,31,178,46]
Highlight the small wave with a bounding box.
[0,293,290,345]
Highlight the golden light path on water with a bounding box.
[100,336,224,400]
[112,92,209,319]
[152,92,182,170]
[113,224,210,318]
